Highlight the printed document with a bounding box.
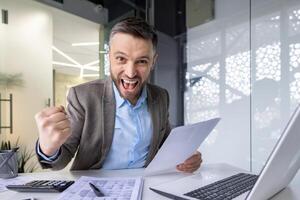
[145,118,220,176]
[56,176,143,200]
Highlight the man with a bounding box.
[35,17,202,172]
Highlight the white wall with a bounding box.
[0,0,102,171]
[185,0,300,173]
[185,0,251,170]
[251,0,300,172]
[0,0,53,170]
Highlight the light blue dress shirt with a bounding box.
[102,83,153,169]
[37,83,153,169]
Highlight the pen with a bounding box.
[89,182,105,197]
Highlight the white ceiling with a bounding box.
[49,6,102,77]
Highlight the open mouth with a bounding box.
[121,79,139,90]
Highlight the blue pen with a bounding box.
[89,182,105,197]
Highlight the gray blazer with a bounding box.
[38,78,171,170]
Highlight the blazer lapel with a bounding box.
[145,85,160,166]
[99,78,116,166]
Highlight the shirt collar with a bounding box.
[112,82,147,109]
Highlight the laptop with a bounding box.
[150,104,300,200]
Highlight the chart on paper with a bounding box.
[56,176,143,200]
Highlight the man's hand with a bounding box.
[35,106,71,156]
[176,151,202,173]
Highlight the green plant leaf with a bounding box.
[0,72,25,88]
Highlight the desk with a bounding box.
[0,163,299,200]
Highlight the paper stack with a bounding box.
[56,176,143,200]
[145,118,220,176]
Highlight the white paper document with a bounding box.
[144,118,220,176]
[56,176,143,200]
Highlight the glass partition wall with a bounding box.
[0,0,55,172]
[185,0,251,170]
[0,0,103,172]
[251,0,300,173]
[184,0,300,173]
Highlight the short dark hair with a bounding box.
[109,17,158,52]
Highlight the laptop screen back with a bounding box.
[247,105,300,200]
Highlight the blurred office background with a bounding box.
[0,0,299,175]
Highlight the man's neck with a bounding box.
[112,81,147,107]
[127,88,144,106]
[127,96,139,106]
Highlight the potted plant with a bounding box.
[0,138,37,174]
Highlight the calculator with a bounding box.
[6,180,75,192]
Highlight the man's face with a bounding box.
[109,33,157,105]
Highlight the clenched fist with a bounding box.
[35,106,71,156]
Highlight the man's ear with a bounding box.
[151,53,158,70]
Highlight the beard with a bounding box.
[111,72,147,104]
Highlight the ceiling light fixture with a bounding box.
[71,42,100,46]
[52,61,99,71]
[52,61,81,68]
[84,60,99,67]
[52,46,100,78]
[82,74,99,77]
[52,46,81,66]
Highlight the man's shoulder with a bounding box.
[72,78,113,96]
[69,78,112,100]
[72,79,107,90]
[147,83,168,94]
[147,83,169,103]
